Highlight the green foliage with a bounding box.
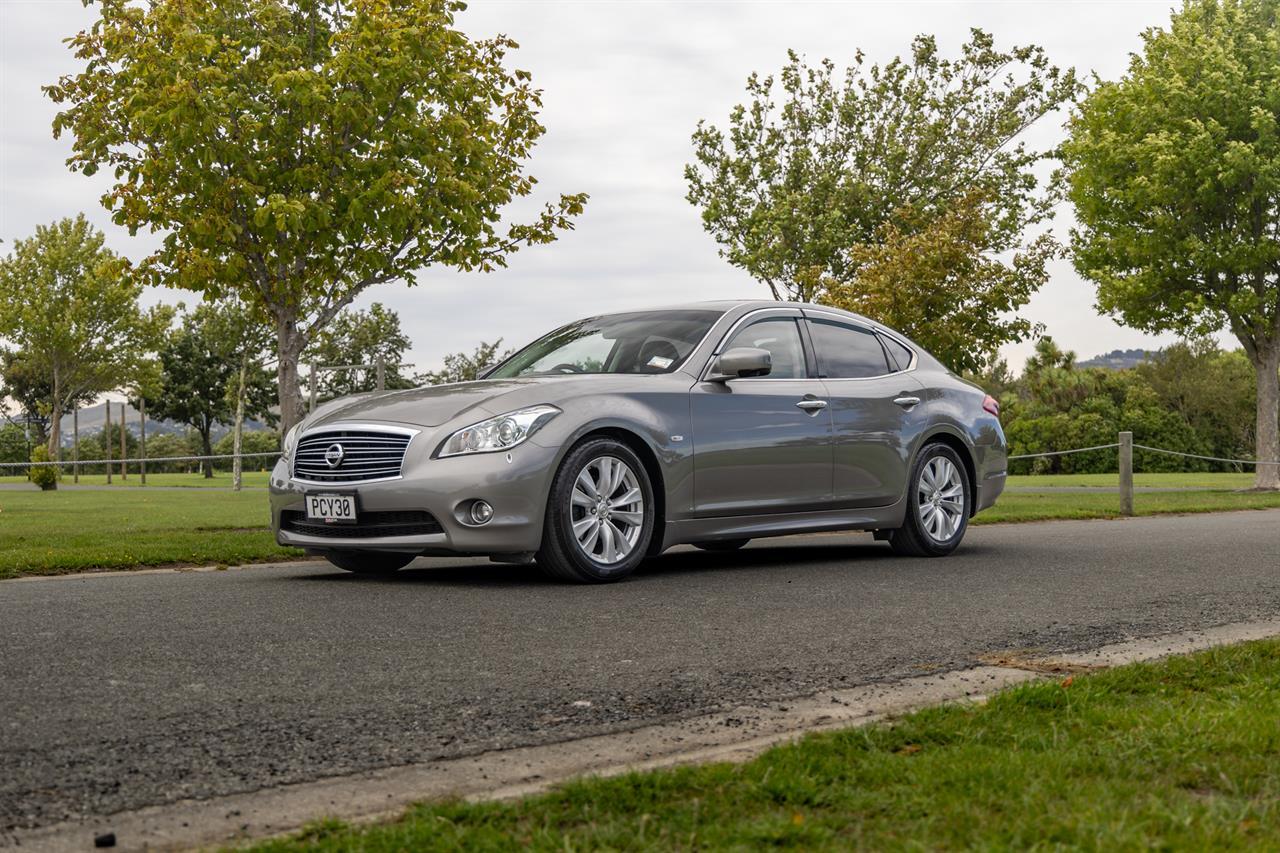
[822,188,1055,372]
[47,0,587,434]
[685,30,1078,371]
[140,302,275,476]
[0,424,28,465]
[1,349,96,445]
[304,303,415,397]
[213,429,280,472]
[27,444,59,490]
[418,339,513,386]
[998,338,1254,474]
[0,216,170,457]
[1060,0,1280,487]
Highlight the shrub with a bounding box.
[28,444,59,490]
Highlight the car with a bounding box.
[269,300,1007,582]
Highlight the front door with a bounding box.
[690,313,833,516]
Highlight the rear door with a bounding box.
[803,312,926,508]
[690,310,834,516]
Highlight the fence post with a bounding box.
[376,356,386,391]
[73,406,80,484]
[139,398,147,486]
[104,401,112,485]
[1118,431,1134,516]
[120,402,127,480]
[309,362,318,413]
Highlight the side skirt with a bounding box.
[660,499,908,552]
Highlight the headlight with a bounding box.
[438,405,560,458]
[281,423,303,462]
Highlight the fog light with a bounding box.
[470,500,494,525]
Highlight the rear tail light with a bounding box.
[982,394,1000,417]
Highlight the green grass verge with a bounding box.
[0,489,299,579]
[976,487,1280,524]
[252,639,1280,851]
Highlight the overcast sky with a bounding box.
[1,0,1215,374]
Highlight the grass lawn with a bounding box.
[0,488,299,579]
[253,639,1280,851]
[3,474,1280,578]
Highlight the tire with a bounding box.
[325,551,415,574]
[537,438,655,583]
[693,539,750,552]
[888,443,971,557]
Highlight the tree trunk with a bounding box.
[232,354,247,492]
[200,426,214,479]
[1253,349,1280,490]
[276,315,307,438]
[47,370,62,492]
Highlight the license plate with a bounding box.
[305,493,358,524]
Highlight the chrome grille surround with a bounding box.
[291,423,419,485]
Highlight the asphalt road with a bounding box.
[3,510,1279,833]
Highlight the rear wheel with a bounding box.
[889,444,971,557]
[693,539,750,552]
[325,551,415,575]
[538,438,655,583]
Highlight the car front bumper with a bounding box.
[269,438,560,557]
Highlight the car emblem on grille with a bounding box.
[324,443,345,468]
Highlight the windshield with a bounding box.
[489,310,723,378]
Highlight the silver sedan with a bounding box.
[269,301,1007,582]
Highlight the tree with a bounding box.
[2,349,98,443]
[140,303,275,477]
[822,188,1054,372]
[0,216,169,472]
[47,0,587,439]
[305,303,415,398]
[1060,0,1280,489]
[418,339,513,385]
[685,31,1079,323]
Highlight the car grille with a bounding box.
[292,429,413,483]
[280,510,443,539]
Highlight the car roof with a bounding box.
[641,299,883,330]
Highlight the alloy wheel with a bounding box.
[916,455,965,543]
[570,455,645,564]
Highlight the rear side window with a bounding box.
[879,334,915,371]
[807,319,891,378]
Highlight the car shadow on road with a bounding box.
[290,534,989,588]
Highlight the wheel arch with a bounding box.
[915,427,978,517]
[554,425,668,557]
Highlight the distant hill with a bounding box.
[58,401,271,441]
[1076,349,1149,370]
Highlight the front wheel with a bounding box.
[888,444,971,557]
[537,438,655,583]
[325,551,415,574]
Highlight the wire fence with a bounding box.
[0,451,282,470]
[1010,444,1280,466]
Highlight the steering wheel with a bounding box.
[549,363,584,374]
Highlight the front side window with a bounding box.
[808,319,891,378]
[720,317,807,379]
[490,310,722,378]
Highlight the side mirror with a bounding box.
[475,363,497,380]
[708,347,772,381]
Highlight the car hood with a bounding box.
[302,376,587,431]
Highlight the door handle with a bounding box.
[893,395,921,408]
[796,399,828,413]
